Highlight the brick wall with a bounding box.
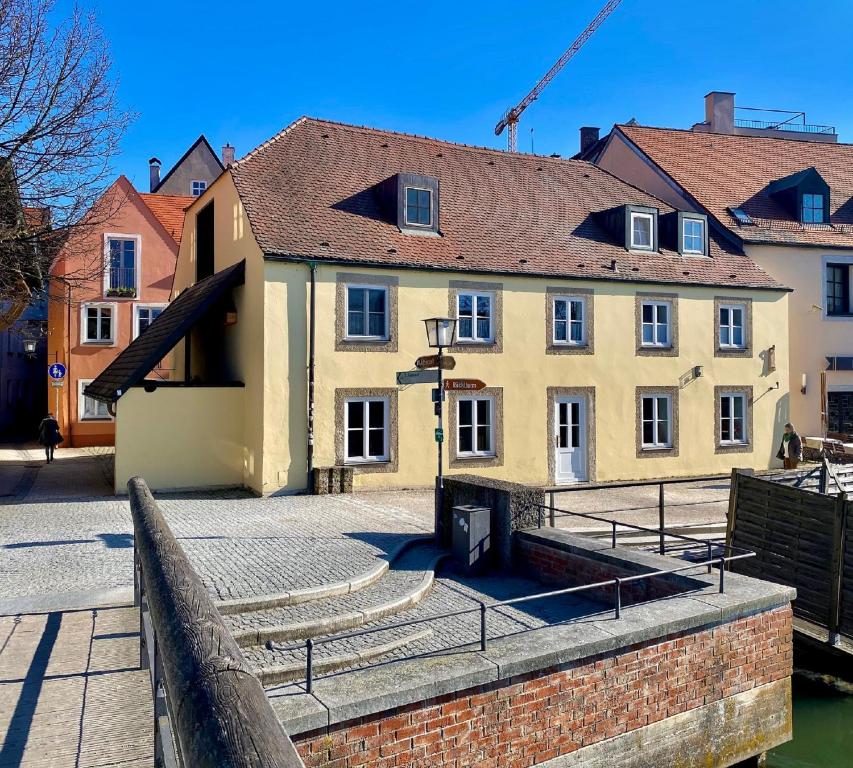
[515,533,691,606]
[293,605,793,768]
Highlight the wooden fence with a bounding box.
[129,477,305,767]
[727,469,852,642]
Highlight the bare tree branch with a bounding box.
[0,0,132,331]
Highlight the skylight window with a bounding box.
[729,207,755,226]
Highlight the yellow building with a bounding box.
[86,118,791,494]
[585,104,853,446]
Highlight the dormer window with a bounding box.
[630,211,654,250]
[802,193,824,223]
[405,187,432,227]
[379,173,440,235]
[676,212,709,256]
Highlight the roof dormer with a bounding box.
[378,173,440,235]
[766,167,830,224]
[596,204,659,253]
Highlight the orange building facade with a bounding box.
[47,178,193,446]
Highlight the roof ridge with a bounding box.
[234,115,590,167]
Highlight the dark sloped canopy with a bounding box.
[84,261,245,404]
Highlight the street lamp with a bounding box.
[23,340,37,355]
[423,317,457,539]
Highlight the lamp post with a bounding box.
[423,317,457,539]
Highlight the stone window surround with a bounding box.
[546,386,596,483]
[448,386,504,469]
[545,287,594,355]
[714,296,753,358]
[635,386,679,459]
[335,272,399,352]
[334,388,399,474]
[714,385,754,455]
[448,280,503,354]
[635,292,679,357]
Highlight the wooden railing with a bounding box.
[129,477,304,768]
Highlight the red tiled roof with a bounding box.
[619,125,853,248]
[22,206,49,229]
[139,193,193,246]
[229,117,782,291]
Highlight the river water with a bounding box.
[766,671,853,767]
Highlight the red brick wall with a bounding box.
[516,535,689,605]
[294,605,793,768]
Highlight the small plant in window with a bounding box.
[106,286,136,298]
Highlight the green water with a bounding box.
[766,672,853,768]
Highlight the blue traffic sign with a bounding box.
[48,363,66,380]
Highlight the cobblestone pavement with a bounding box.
[255,560,604,679]
[0,606,153,767]
[224,540,443,636]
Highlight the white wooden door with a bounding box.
[554,397,586,483]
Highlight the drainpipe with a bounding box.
[307,262,317,493]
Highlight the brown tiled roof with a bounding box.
[139,193,193,245]
[22,206,49,230]
[619,125,853,248]
[229,117,782,290]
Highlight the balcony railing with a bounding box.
[107,267,136,297]
[734,118,836,135]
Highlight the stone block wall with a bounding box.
[442,475,544,568]
[293,606,793,768]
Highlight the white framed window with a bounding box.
[640,301,671,347]
[134,304,167,338]
[191,180,207,196]
[719,304,746,348]
[346,285,388,339]
[641,395,672,449]
[802,193,824,224]
[682,217,705,254]
[719,393,748,445]
[630,212,654,250]
[553,296,586,345]
[78,379,112,421]
[457,396,494,457]
[80,303,116,344]
[404,187,432,227]
[344,397,389,463]
[103,233,140,298]
[457,292,493,343]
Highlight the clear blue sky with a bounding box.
[72,0,853,188]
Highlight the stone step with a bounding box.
[256,626,434,686]
[249,566,602,682]
[215,535,433,615]
[226,541,447,647]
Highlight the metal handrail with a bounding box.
[270,528,755,694]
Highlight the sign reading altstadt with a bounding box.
[415,355,456,371]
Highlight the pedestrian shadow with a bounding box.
[3,532,133,550]
[0,612,62,766]
[95,533,133,549]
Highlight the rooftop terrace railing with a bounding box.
[129,477,304,768]
[734,118,836,135]
[269,491,754,694]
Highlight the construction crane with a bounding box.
[495,0,624,152]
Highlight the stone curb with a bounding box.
[0,586,134,616]
[255,627,434,686]
[216,535,433,616]
[232,551,448,648]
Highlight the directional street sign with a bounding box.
[415,355,456,371]
[396,370,440,386]
[444,378,487,392]
[48,363,66,380]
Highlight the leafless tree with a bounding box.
[0,0,132,332]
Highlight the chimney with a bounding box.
[579,127,600,154]
[221,143,235,167]
[148,157,161,192]
[704,91,735,134]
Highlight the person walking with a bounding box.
[776,422,803,470]
[38,413,62,463]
